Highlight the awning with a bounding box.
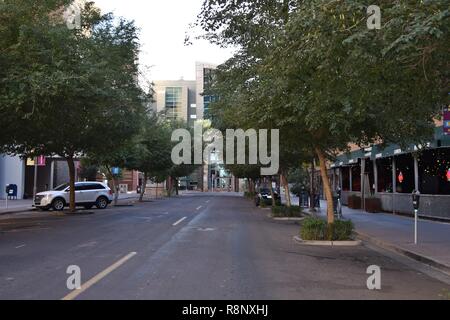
[332,149,365,167]
[332,126,450,167]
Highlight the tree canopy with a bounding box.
[0,1,150,210]
[197,0,449,224]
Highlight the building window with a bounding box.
[342,167,350,191]
[395,153,414,193]
[364,159,375,195]
[351,164,361,192]
[202,68,218,119]
[165,87,182,118]
[377,157,393,193]
[418,148,450,195]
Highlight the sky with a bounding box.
[94,0,234,81]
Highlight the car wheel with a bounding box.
[52,198,65,211]
[95,196,108,209]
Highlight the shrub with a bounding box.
[300,217,355,241]
[300,217,327,240]
[332,220,354,241]
[272,205,302,217]
[244,191,256,199]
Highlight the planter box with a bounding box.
[365,197,382,213]
[348,195,361,209]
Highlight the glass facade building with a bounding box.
[164,87,182,119]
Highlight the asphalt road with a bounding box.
[0,193,449,300]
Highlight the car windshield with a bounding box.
[53,183,69,191]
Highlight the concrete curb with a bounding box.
[355,231,450,276]
[293,236,362,247]
[267,214,305,221]
[273,217,305,221]
[0,207,35,216]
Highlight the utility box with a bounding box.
[119,184,128,194]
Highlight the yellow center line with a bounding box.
[62,251,137,300]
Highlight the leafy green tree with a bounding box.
[166,119,199,196]
[0,1,149,211]
[130,113,173,202]
[197,0,449,228]
[85,142,144,205]
[78,161,99,182]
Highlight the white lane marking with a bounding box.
[196,206,203,211]
[77,241,98,249]
[15,244,26,249]
[61,251,137,301]
[172,217,187,226]
[205,200,210,203]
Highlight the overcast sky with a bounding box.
[94,0,234,81]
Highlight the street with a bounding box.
[0,193,448,300]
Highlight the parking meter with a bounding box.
[412,190,420,244]
[412,190,420,210]
[337,187,342,199]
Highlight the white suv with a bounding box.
[34,182,113,211]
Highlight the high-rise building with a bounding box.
[151,80,197,125]
[195,62,218,120]
[151,63,237,192]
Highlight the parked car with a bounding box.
[255,188,280,206]
[34,182,113,211]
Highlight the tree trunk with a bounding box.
[66,156,76,212]
[248,178,254,193]
[315,147,334,226]
[113,177,119,206]
[139,173,147,202]
[310,158,316,213]
[105,166,119,206]
[268,176,276,207]
[166,177,172,198]
[281,172,291,207]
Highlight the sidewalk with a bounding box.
[0,192,140,216]
[284,192,450,274]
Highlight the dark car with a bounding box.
[255,188,281,206]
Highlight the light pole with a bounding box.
[32,157,38,202]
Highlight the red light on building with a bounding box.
[398,172,404,184]
[447,169,450,182]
